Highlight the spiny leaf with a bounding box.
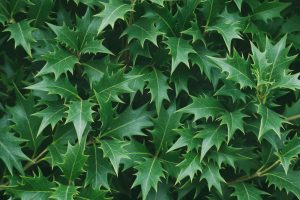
[36,48,79,80]
[252,1,291,22]
[200,162,225,194]
[100,139,129,175]
[5,20,36,57]
[132,157,165,200]
[231,183,268,200]
[66,100,94,142]
[164,37,195,73]
[50,183,78,200]
[177,95,225,121]
[96,0,133,33]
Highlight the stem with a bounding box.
[24,148,48,171]
[227,160,280,185]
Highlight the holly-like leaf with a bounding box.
[77,187,111,200]
[177,95,225,121]
[146,68,170,114]
[58,136,88,181]
[101,105,152,138]
[7,172,55,200]
[252,1,291,22]
[196,125,227,160]
[0,126,29,175]
[151,104,182,153]
[176,151,202,183]
[5,20,36,56]
[36,48,79,80]
[0,0,9,24]
[122,17,162,47]
[50,183,78,200]
[33,101,66,136]
[26,76,80,100]
[266,168,300,199]
[100,139,129,175]
[167,126,200,152]
[85,144,114,190]
[8,91,43,152]
[66,100,94,142]
[208,50,254,88]
[181,20,205,44]
[219,109,247,143]
[132,157,165,200]
[96,0,133,33]
[276,137,300,174]
[200,162,225,194]
[214,81,246,103]
[164,37,195,73]
[257,104,285,140]
[28,0,53,27]
[206,9,245,52]
[231,183,268,200]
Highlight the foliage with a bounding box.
[0,0,300,199]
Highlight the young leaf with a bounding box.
[132,157,165,200]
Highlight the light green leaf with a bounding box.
[51,183,78,200]
[231,183,268,200]
[200,162,225,194]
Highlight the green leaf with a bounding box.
[0,0,9,24]
[96,0,133,33]
[257,104,285,140]
[266,168,300,199]
[77,187,111,200]
[181,20,205,44]
[177,95,225,121]
[148,0,164,7]
[36,48,79,80]
[50,183,78,200]
[102,105,152,138]
[66,100,94,142]
[214,81,246,103]
[100,139,129,175]
[47,23,78,50]
[8,91,43,152]
[208,50,254,88]
[151,104,182,153]
[206,9,244,52]
[276,137,300,174]
[231,183,268,200]
[33,101,66,136]
[167,126,200,152]
[233,0,243,11]
[122,17,162,47]
[146,68,170,114]
[252,1,291,22]
[85,144,114,190]
[200,162,225,194]
[219,109,247,143]
[26,76,81,100]
[0,126,29,174]
[132,157,165,200]
[196,125,227,160]
[164,37,195,73]
[176,151,202,183]
[58,137,88,181]
[7,172,55,200]
[28,0,53,27]
[5,20,36,57]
